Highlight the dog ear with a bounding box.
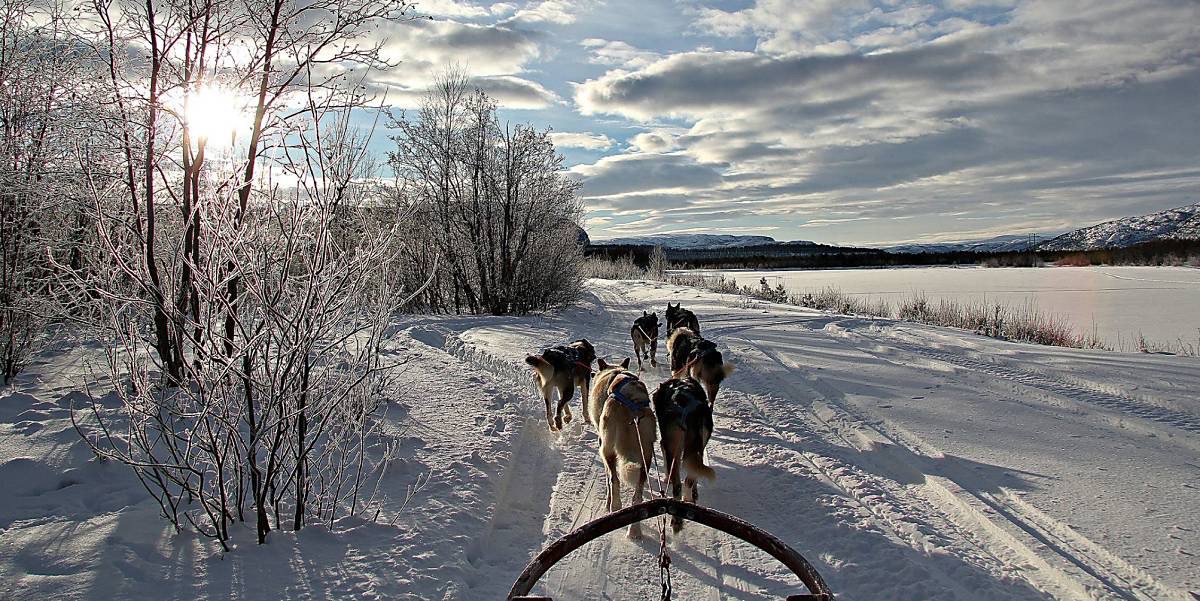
[643,310,648,316]
[620,357,630,369]
[597,358,609,370]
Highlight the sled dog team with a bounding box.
[525,302,733,538]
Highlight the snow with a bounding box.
[884,233,1056,254]
[2,280,1199,600]
[710,265,1200,350]
[1039,203,1200,251]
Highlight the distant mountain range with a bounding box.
[883,233,1058,254]
[594,234,787,250]
[1037,203,1200,251]
[587,202,1200,255]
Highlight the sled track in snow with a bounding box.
[721,324,1185,601]
[863,330,1200,436]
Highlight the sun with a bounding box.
[185,85,252,147]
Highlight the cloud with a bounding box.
[470,75,561,108]
[506,0,585,25]
[580,38,662,69]
[569,0,1200,243]
[628,130,679,153]
[365,18,560,108]
[549,131,614,149]
[570,153,725,198]
[378,19,542,79]
[410,0,490,19]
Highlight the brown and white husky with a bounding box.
[588,357,656,539]
[525,339,596,431]
[666,328,733,406]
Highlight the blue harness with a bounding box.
[611,375,650,419]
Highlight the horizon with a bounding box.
[363,0,1200,247]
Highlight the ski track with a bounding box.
[852,329,1200,436]
[394,280,1196,600]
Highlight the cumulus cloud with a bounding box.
[410,0,490,19]
[378,19,542,79]
[549,131,614,150]
[569,0,1200,243]
[506,0,585,25]
[581,39,662,69]
[363,17,565,108]
[628,130,679,153]
[569,153,725,198]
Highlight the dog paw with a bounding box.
[671,517,683,533]
[627,526,644,541]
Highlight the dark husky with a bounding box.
[653,376,715,532]
[629,311,662,370]
[666,328,733,406]
[525,339,596,431]
[665,302,701,335]
[589,357,656,539]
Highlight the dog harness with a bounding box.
[611,374,650,420]
[664,378,706,421]
[552,346,593,376]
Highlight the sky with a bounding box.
[373,0,1200,246]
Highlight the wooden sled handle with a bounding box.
[507,498,835,600]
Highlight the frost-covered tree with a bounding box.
[57,0,423,547]
[0,0,99,382]
[647,245,669,280]
[389,72,584,315]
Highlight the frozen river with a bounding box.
[701,265,1200,351]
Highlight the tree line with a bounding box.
[586,238,1200,271]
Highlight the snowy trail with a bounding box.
[437,279,1199,600]
[2,279,1197,600]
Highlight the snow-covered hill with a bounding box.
[3,281,1199,599]
[1039,203,1200,251]
[593,233,782,249]
[885,233,1056,254]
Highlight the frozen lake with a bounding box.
[700,266,1200,351]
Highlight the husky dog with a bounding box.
[629,311,662,370]
[588,357,656,539]
[667,328,733,406]
[665,302,701,335]
[525,339,596,431]
[653,376,715,532]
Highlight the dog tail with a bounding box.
[525,355,552,378]
[619,458,646,486]
[701,350,731,384]
[683,453,716,481]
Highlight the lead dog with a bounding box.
[525,339,596,431]
[630,311,662,370]
[589,357,656,539]
[666,328,733,406]
[653,375,715,532]
[665,302,700,335]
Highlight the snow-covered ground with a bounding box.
[710,265,1200,351]
[2,279,1198,600]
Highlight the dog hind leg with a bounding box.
[602,450,621,513]
[540,382,555,431]
[555,381,574,430]
[628,465,647,540]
